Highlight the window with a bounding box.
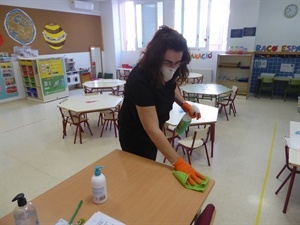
[174,0,230,51]
[119,0,229,51]
[119,0,163,51]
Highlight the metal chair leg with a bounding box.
[282,167,297,213]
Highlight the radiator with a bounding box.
[190,68,213,83]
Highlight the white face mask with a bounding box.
[161,66,177,82]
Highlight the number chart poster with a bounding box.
[37,57,66,96]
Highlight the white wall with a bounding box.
[115,0,299,81]
[1,0,300,102]
[227,0,261,51]
[256,0,300,45]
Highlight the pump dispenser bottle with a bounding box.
[91,166,107,204]
[176,105,200,135]
[12,193,39,225]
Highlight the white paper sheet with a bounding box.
[85,212,125,225]
[285,137,300,151]
[54,219,68,225]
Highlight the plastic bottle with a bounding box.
[91,166,107,204]
[176,105,200,135]
[175,113,191,135]
[12,193,39,225]
[227,46,234,54]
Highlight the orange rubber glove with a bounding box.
[173,157,206,185]
[181,102,201,119]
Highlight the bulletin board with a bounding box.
[0,5,103,55]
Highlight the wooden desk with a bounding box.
[290,121,300,137]
[58,95,123,115]
[280,121,300,213]
[256,76,300,96]
[167,102,218,157]
[0,150,215,225]
[187,72,204,83]
[83,79,126,94]
[58,95,123,143]
[181,83,232,106]
[258,76,300,82]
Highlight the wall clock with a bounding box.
[284,4,298,18]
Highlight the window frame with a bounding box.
[119,0,163,51]
[119,0,229,52]
[174,0,229,51]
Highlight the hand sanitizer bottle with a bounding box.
[91,166,107,204]
[12,193,39,225]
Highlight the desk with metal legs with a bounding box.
[255,76,300,97]
[167,102,218,157]
[0,150,215,225]
[180,83,231,105]
[277,121,300,213]
[58,95,123,143]
[187,72,204,83]
[83,79,126,94]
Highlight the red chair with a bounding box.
[100,105,121,138]
[162,124,181,163]
[58,106,93,144]
[275,145,300,213]
[217,86,238,121]
[194,203,216,225]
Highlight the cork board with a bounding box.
[0,5,103,55]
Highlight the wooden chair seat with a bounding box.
[175,126,211,166]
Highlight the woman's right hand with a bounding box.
[173,157,206,185]
[181,102,201,119]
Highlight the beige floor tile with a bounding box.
[1,89,300,225]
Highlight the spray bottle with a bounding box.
[176,105,200,135]
[12,193,39,225]
[91,166,107,204]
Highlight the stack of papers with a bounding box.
[54,212,125,225]
[85,212,125,225]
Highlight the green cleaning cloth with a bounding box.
[173,170,209,192]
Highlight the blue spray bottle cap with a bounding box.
[94,166,104,176]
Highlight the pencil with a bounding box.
[69,200,83,225]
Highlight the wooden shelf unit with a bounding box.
[19,57,69,102]
[216,53,253,98]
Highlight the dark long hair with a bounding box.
[138,25,191,87]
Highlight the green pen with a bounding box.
[68,200,83,225]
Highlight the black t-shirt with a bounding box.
[118,65,176,135]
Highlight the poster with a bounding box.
[0,56,18,100]
[37,57,66,95]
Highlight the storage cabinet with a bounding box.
[216,54,253,98]
[19,57,69,102]
[64,58,80,86]
[0,56,19,99]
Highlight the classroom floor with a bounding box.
[1,88,299,225]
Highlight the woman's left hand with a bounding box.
[181,102,201,119]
